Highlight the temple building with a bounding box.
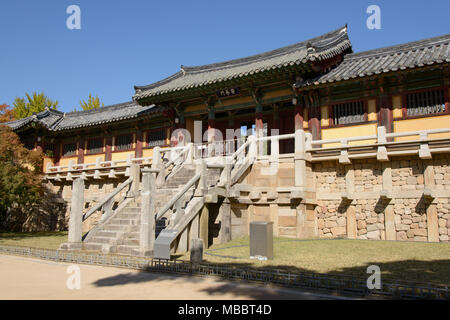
[5,25,450,251]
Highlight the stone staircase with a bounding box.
[83,165,197,255]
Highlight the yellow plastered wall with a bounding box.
[185,104,206,113]
[392,96,403,119]
[59,157,78,168]
[321,123,378,147]
[43,157,54,172]
[394,115,450,141]
[84,154,104,166]
[111,151,134,162]
[320,106,329,127]
[142,148,154,158]
[368,99,378,121]
[186,119,195,142]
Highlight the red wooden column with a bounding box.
[135,129,143,158]
[255,103,264,137]
[105,134,112,162]
[294,96,304,131]
[308,106,321,141]
[77,136,85,164]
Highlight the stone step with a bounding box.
[110,218,138,226]
[88,236,115,244]
[97,231,123,238]
[83,243,103,251]
[122,207,141,213]
[102,224,129,231]
[122,238,139,246]
[116,213,140,220]
[116,245,139,255]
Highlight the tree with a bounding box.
[79,94,104,111]
[0,104,15,123]
[0,125,44,231]
[13,92,59,119]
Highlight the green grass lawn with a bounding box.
[0,232,68,250]
[180,236,450,286]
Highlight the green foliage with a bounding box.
[79,94,104,111]
[0,126,43,231]
[13,92,59,119]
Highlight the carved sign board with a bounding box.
[217,87,240,98]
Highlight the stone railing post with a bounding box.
[60,178,84,250]
[294,129,306,188]
[138,169,156,256]
[127,163,140,198]
[248,135,257,160]
[186,143,194,164]
[419,132,432,159]
[270,136,279,162]
[195,160,207,197]
[152,146,165,186]
[377,126,389,161]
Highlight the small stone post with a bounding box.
[219,198,232,243]
[190,238,204,264]
[139,169,156,256]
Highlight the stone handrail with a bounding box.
[82,177,133,221]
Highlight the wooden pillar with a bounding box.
[255,103,264,137]
[294,96,304,131]
[105,135,112,162]
[308,106,321,141]
[77,137,85,164]
[135,129,143,158]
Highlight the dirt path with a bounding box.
[0,254,355,300]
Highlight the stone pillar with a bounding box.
[424,161,439,242]
[382,163,396,240]
[199,205,209,249]
[128,164,141,198]
[139,169,156,256]
[60,178,84,250]
[345,165,357,239]
[294,129,306,188]
[219,198,232,243]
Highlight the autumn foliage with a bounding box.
[0,104,15,123]
[0,125,44,231]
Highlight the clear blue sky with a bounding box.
[1,0,449,112]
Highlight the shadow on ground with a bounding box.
[90,258,449,300]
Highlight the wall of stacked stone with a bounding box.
[313,157,450,243]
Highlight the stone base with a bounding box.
[58,242,82,251]
[133,249,153,257]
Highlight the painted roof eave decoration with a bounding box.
[295,32,450,89]
[4,102,165,133]
[133,25,352,102]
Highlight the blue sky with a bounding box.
[1,0,449,112]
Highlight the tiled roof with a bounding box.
[295,32,450,88]
[133,26,352,101]
[4,102,164,132]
